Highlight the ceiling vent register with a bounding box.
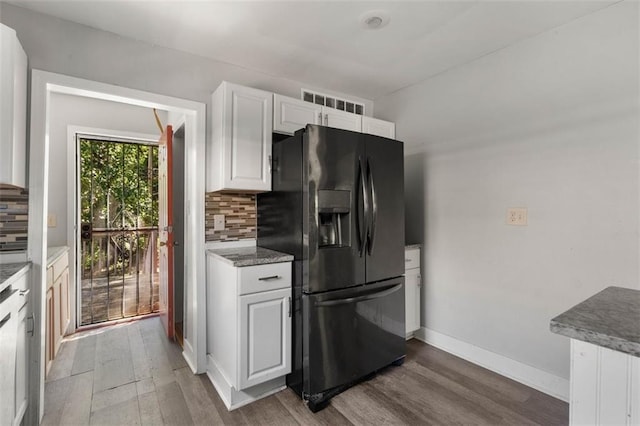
[301,89,364,115]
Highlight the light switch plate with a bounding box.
[47,214,57,228]
[213,214,225,231]
[506,208,527,226]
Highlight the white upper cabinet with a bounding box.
[362,116,396,139]
[323,108,362,132]
[208,81,273,192]
[0,24,27,188]
[273,94,321,135]
[274,94,379,135]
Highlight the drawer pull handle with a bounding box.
[258,275,281,281]
[19,289,30,297]
[405,259,411,263]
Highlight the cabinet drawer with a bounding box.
[51,252,68,282]
[238,262,291,296]
[404,248,420,270]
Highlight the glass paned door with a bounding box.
[79,137,159,325]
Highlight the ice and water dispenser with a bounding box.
[317,190,351,248]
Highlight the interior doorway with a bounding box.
[78,136,160,326]
[29,70,207,424]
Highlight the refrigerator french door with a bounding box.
[258,124,405,411]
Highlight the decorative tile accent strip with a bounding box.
[205,192,256,242]
[0,185,28,251]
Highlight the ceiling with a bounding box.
[11,1,618,100]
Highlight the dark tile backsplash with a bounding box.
[205,192,256,242]
[0,185,28,251]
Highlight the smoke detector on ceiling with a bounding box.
[360,10,390,30]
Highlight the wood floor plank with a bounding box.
[91,382,137,413]
[275,387,353,426]
[141,320,177,388]
[128,321,152,380]
[198,374,248,425]
[138,391,165,426]
[174,367,224,425]
[407,339,531,402]
[136,377,156,396]
[330,381,409,425]
[59,370,94,425]
[237,394,299,426]
[155,380,195,426]
[382,360,536,425]
[90,396,141,426]
[71,334,97,375]
[42,375,73,426]
[46,338,78,382]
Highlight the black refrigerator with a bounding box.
[258,124,405,411]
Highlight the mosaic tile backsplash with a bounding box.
[205,192,256,242]
[0,185,28,251]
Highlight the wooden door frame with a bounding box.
[28,70,207,424]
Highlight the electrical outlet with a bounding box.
[47,214,57,228]
[213,214,225,231]
[506,208,527,226]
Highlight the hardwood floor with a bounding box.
[43,317,568,425]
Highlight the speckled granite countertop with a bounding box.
[0,262,30,293]
[405,244,422,250]
[550,286,640,357]
[47,246,69,266]
[207,246,293,267]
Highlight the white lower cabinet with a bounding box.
[14,293,29,426]
[206,254,292,410]
[570,339,640,425]
[404,247,421,337]
[239,288,291,390]
[0,269,30,426]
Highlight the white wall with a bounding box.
[377,0,639,387]
[47,93,164,246]
[0,3,373,114]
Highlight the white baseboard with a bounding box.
[414,327,569,402]
[206,354,286,411]
[182,339,197,374]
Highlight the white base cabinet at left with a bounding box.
[206,254,292,410]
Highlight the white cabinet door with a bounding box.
[239,288,291,390]
[0,24,27,188]
[405,268,421,334]
[323,108,362,132]
[14,299,28,426]
[362,116,395,139]
[273,94,321,135]
[0,293,18,423]
[208,81,273,192]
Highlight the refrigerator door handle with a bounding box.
[367,157,377,255]
[358,156,369,257]
[315,283,402,307]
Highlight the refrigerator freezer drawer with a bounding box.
[303,277,405,396]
